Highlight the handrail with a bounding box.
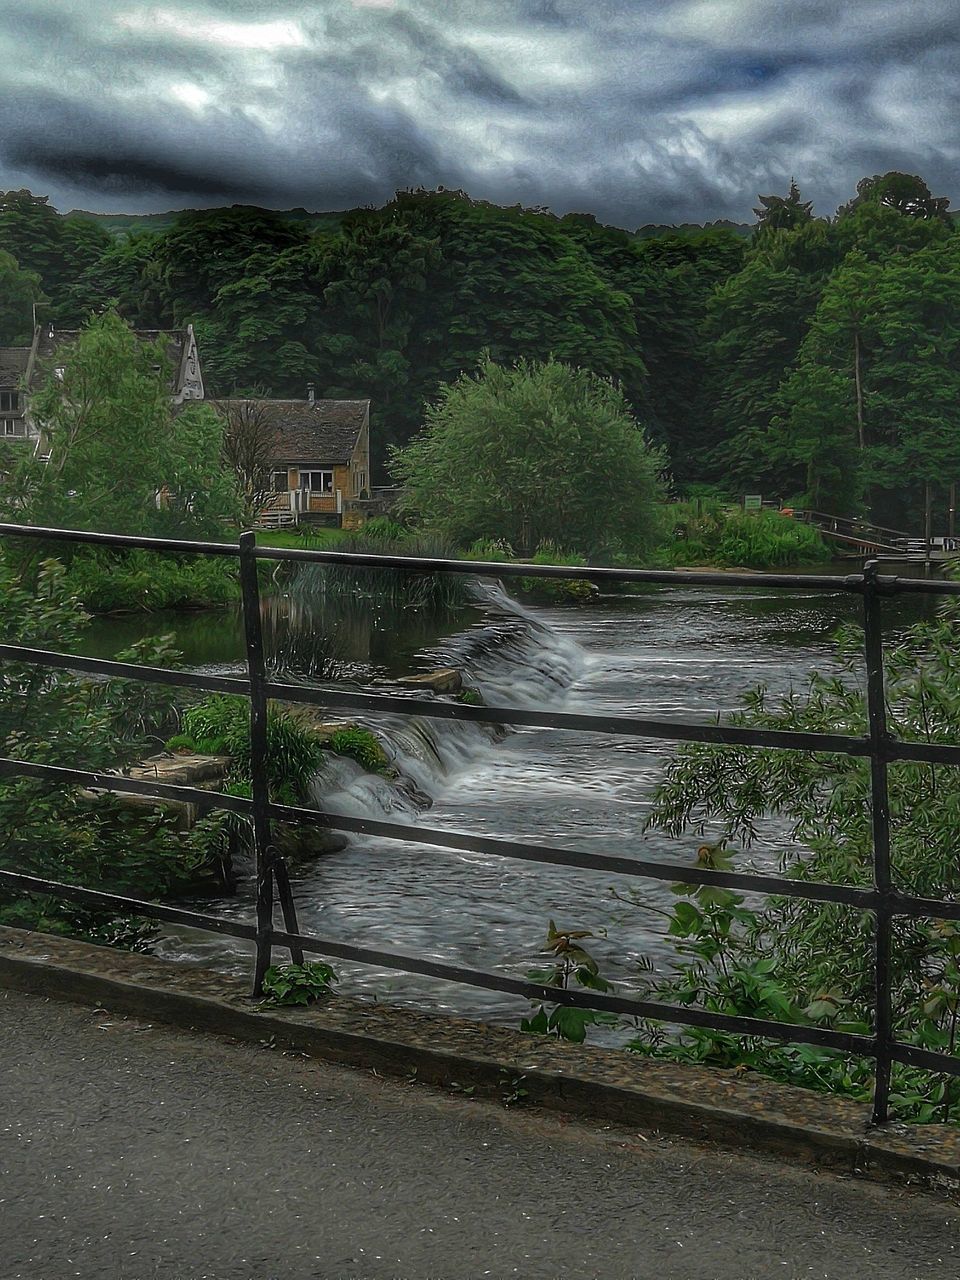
[2,521,960,1125]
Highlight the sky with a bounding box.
[0,0,957,228]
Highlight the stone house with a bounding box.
[212,391,372,529]
[0,324,204,451]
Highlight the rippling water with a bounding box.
[143,572,931,1029]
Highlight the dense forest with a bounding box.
[1,171,957,528]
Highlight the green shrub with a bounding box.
[261,961,338,1005]
[664,505,827,568]
[360,516,408,541]
[624,607,960,1123]
[65,549,240,613]
[520,546,595,604]
[326,726,389,773]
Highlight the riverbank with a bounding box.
[46,508,829,618]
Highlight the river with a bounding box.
[78,570,933,1031]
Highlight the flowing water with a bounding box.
[82,572,933,1031]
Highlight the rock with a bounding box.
[274,823,349,860]
[393,668,463,695]
[129,752,232,788]
[79,752,232,832]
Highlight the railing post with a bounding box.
[238,531,303,995]
[863,560,894,1124]
[239,531,275,994]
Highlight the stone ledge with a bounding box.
[1,924,958,1191]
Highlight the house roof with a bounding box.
[30,327,191,393]
[0,347,30,386]
[212,398,370,465]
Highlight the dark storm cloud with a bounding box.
[0,0,958,224]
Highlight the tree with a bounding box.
[704,257,822,496]
[66,232,166,328]
[8,311,238,537]
[837,171,952,221]
[0,190,111,324]
[0,250,41,345]
[777,242,960,523]
[150,206,313,324]
[391,356,667,558]
[218,396,278,525]
[753,179,814,235]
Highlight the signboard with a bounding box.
[743,494,763,511]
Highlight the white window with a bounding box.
[356,470,366,495]
[270,470,289,492]
[0,391,19,412]
[1,419,24,436]
[302,470,333,493]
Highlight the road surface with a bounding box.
[1,987,956,1279]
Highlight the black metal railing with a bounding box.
[2,521,960,1125]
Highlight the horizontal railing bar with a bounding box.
[3,758,959,919]
[7,866,960,1073]
[887,739,960,767]
[0,869,257,941]
[0,757,253,815]
[6,646,960,767]
[264,681,877,756]
[890,891,960,923]
[0,522,239,556]
[267,799,875,907]
[4,520,960,596]
[270,927,875,1054]
[889,1040,960,1078]
[0,644,251,696]
[255,544,864,592]
[883,575,960,596]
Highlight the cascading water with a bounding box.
[154,574,928,1031]
[309,580,587,823]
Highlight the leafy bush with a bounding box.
[261,960,338,1005]
[360,517,408,541]
[64,549,240,613]
[392,355,667,558]
[465,538,596,604]
[665,504,827,568]
[624,606,960,1122]
[0,554,234,943]
[520,921,618,1044]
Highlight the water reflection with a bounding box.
[80,593,477,683]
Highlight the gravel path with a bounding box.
[1,986,957,1280]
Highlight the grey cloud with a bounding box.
[0,0,957,224]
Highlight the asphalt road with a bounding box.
[1,987,957,1280]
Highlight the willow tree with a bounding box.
[391,356,667,559]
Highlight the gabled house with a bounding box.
[0,324,204,451]
[212,391,371,529]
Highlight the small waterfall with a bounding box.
[310,581,585,821]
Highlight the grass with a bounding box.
[463,539,596,603]
[291,527,474,611]
[254,528,348,552]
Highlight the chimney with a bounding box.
[307,381,315,405]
